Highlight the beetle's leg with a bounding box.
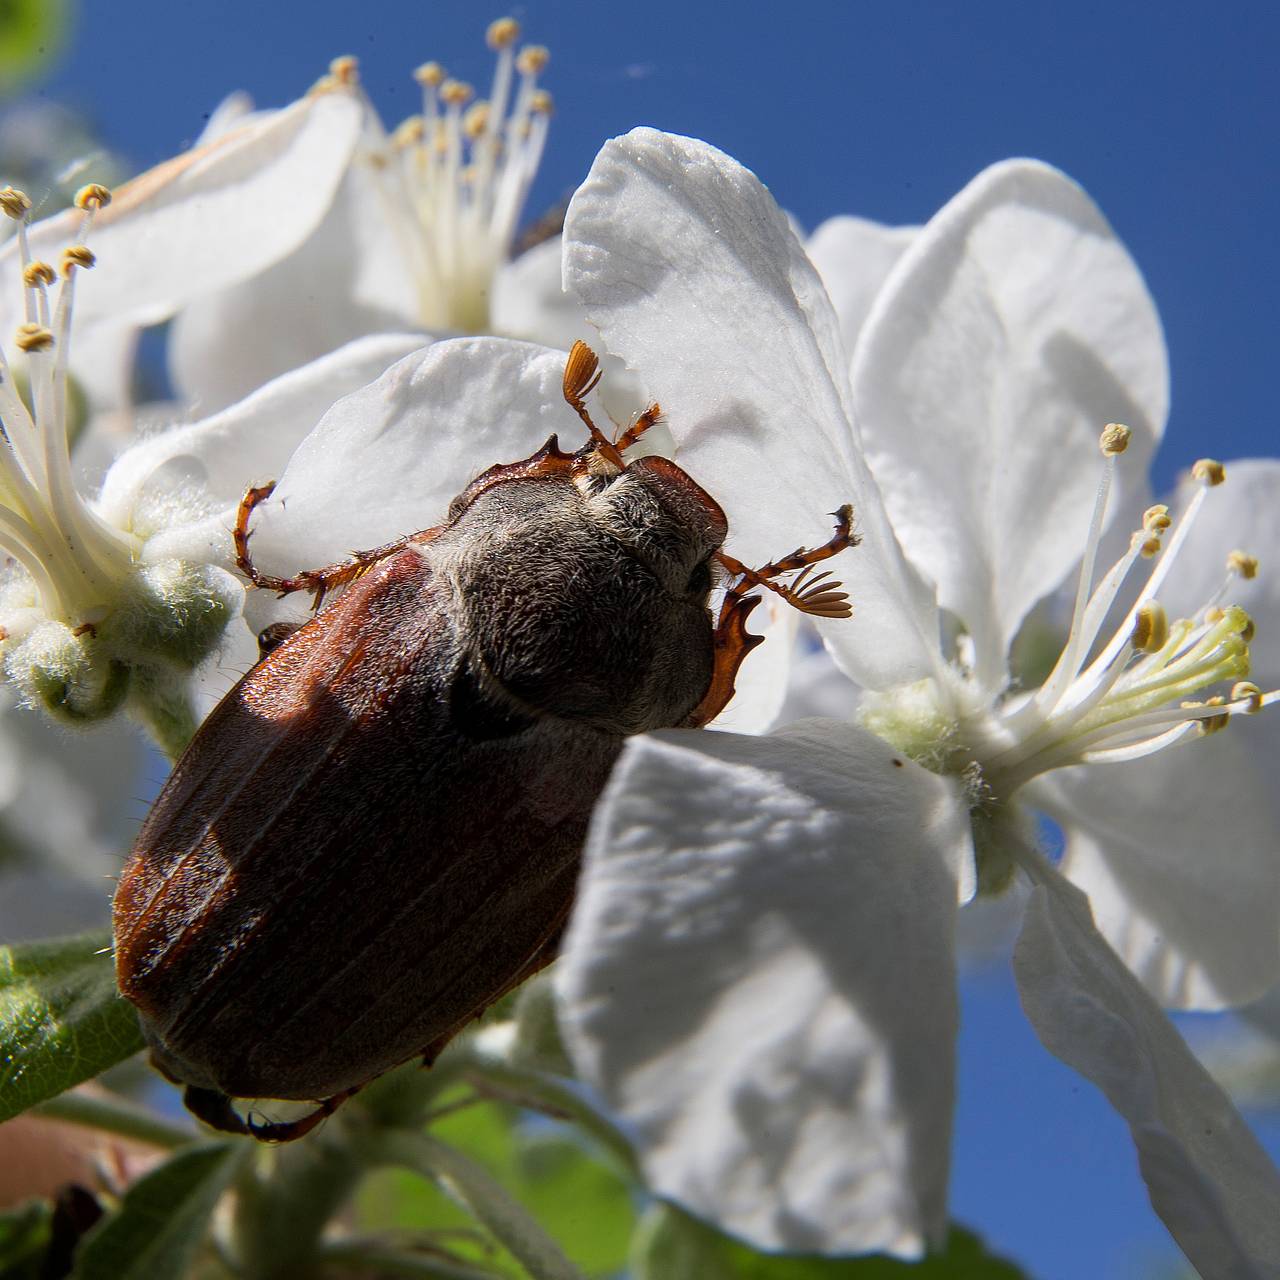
[182,1083,359,1143]
[233,482,441,610]
[614,401,663,453]
[244,1088,360,1143]
[684,505,859,728]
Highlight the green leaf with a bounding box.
[632,1205,1031,1279]
[0,1200,52,1280]
[0,0,70,94]
[70,1141,242,1280]
[0,931,146,1124]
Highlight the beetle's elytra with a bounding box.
[112,343,857,1141]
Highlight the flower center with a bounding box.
[862,425,1274,863]
[0,182,138,635]
[327,18,552,335]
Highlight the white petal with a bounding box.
[1034,710,1280,1010]
[2,90,362,332]
[1013,864,1280,1278]
[852,159,1169,684]
[557,720,972,1256]
[64,320,138,415]
[169,148,422,414]
[493,236,591,351]
[194,90,256,145]
[777,627,863,726]
[563,128,941,692]
[100,333,425,563]
[1157,458,1280,688]
[249,338,571,569]
[806,216,917,357]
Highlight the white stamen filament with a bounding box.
[1031,444,1119,716]
[974,448,1264,797]
[0,186,139,628]
[863,440,1275,827]
[361,20,552,333]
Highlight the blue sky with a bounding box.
[16,1,1280,1276]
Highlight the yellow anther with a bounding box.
[1142,504,1171,533]
[1192,458,1226,486]
[516,45,550,75]
[14,323,54,353]
[329,55,359,86]
[414,61,445,87]
[61,245,96,275]
[1231,681,1263,713]
[1204,606,1225,624]
[1132,602,1169,653]
[393,115,426,147]
[463,101,491,139]
[1241,616,1255,644]
[1199,695,1230,735]
[1139,534,1162,559]
[530,88,553,115]
[1227,549,1259,580]
[73,183,112,211]
[487,17,520,49]
[1099,422,1131,456]
[22,261,55,288]
[0,187,32,219]
[441,79,474,106]
[1222,605,1251,635]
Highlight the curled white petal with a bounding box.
[252,337,573,569]
[806,215,917,357]
[563,127,942,693]
[98,333,427,570]
[558,719,972,1257]
[852,158,1168,686]
[1033,711,1280,1010]
[1013,863,1280,1279]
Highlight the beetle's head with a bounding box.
[445,449,726,735]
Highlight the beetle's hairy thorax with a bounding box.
[436,471,720,735]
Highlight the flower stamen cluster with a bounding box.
[0,185,236,737]
[324,18,552,334]
[0,184,136,634]
[863,425,1275,881]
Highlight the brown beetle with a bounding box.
[112,342,857,1140]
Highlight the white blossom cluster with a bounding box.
[0,18,1277,1277]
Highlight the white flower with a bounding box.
[0,87,364,416]
[548,130,1280,1275]
[167,18,565,414]
[0,179,422,752]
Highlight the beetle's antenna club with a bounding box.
[563,341,626,472]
